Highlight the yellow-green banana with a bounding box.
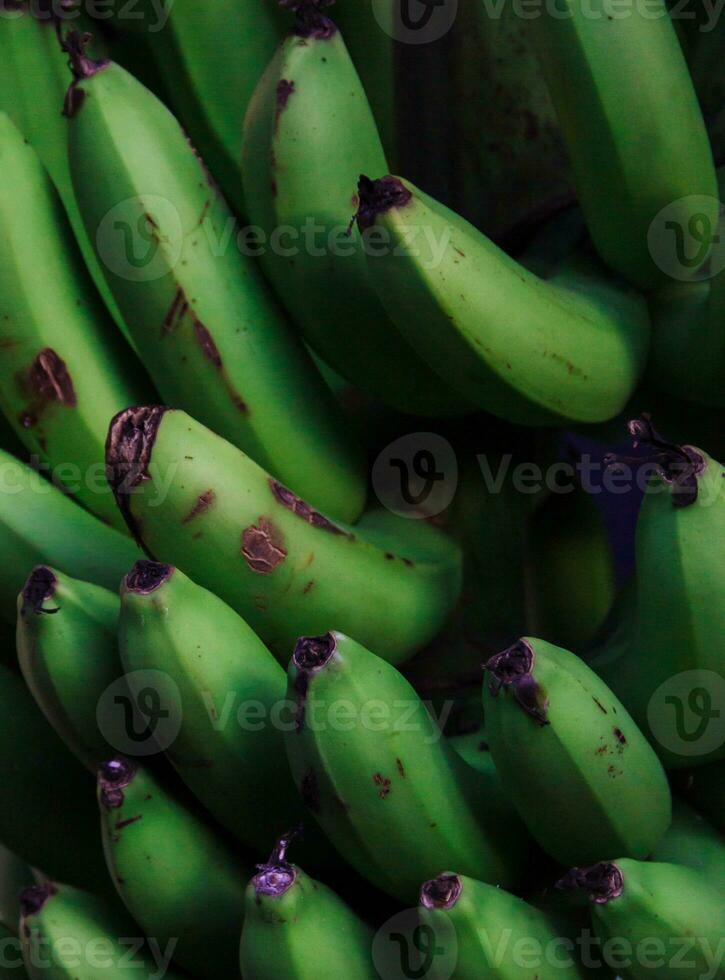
[356,176,650,425]
[528,0,718,290]
[242,2,469,417]
[64,32,365,524]
[19,881,184,980]
[558,859,725,980]
[105,407,462,665]
[652,799,725,893]
[284,631,527,903]
[0,113,151,530]
[118,560,313,854]
[0,5,131,344]
[239,831,376,980]
[418,872,586,979]
[0,661,107,894]
[16,567,122,771]
[593,416,725,768]
[97,756,248,978]
[0,448,141,624]
[483,636,672,866]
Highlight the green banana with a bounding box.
[97,755,248,977]
[242,1,470,418]
[0,448,141,624]
[239,831,376,980]
[651,799,725,893]
[118,560,312,853]
[680,759,725,833]
[528,0,718,291]
[0,112,151,530]
[482,636,672,866]
[64,32,365,525]
[418,872,585,979]
[593,416,725,768]
[0,660,108,894]
[356,176,650,425]
[558,859,725,980]
[16,566,122,770]
[284,631,527,903]
[647,166,725,408]
[526,485,616,652]
[19,881,183,980]
[105,406,462,665]
[0,5,131,345]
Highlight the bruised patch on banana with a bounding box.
[19,883,57,919]
[275,80,296,130]
[270,480,349,536]
[98,757,137,809]
[21,565,59,616]
[182,489,216,524]
[106,405,169,541]
[242,518,287,573]
[484,639,549,726]
[556,862,625,904]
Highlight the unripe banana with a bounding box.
[652,799,725,894]
[418,872,586,978]
[239,831,376,980]
[0,113,151,530]
[242,1,469,418]
[19,881,184,980]
[0,5,131,344]
[16,567,123,771]
[118,560,310,853]
[105,407,462,665]
[528,0,718,291]
[483,636,672,866]
[64,32,366,524]
[97,756,248,978]
[558,859,725,980]
[0,448,141,624]
[356,176,650,425]
[0,660,107,894]
[680,759,725,833]
[284,631,527,903]
[593,416,725,768]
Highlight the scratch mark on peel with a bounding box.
[182,489,215,524]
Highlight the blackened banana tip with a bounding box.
[61,29,110,118]
[355,175,412,232]
[420,874,462,910]
[98,756,137,809]
[105,406,169,540]
[280,0,337,38]
[22,565,58,615]
[252,828,302,897]
[124,560,174,595]
[556,862,624,905]
[293,632,337,672]
[484,639,549,726]
[19,883,57,919]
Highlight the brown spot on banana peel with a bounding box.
[556,862,624,904]
[275,80,296,130]
[605,413,706,508]
[61,30,110,118]
[106,406,169,542]
[270,480,349,535]
[98,757,137,809]
[182,489,216,524]
[162,288,189,336]
[193,321,223,369]
[18,348,77,428]
[22,565,59,615]
[373,773,391,798]
[242,518,287,573]
[484,639,549,726]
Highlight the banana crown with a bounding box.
[557,862,625,905]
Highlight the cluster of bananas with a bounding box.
[0,0,724,977]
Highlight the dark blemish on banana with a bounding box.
[182,489,216,524]
[302,580,315,594]
[373,773,391,799]
[276,79,295,120]
[194,320,223,368]
[593,697,608,714]
[19,348,77,427]
[396,758,405,778]
[162,288,189,335]
[115,815,142,831]
[242,518,287,574]
[270,479,350,536]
